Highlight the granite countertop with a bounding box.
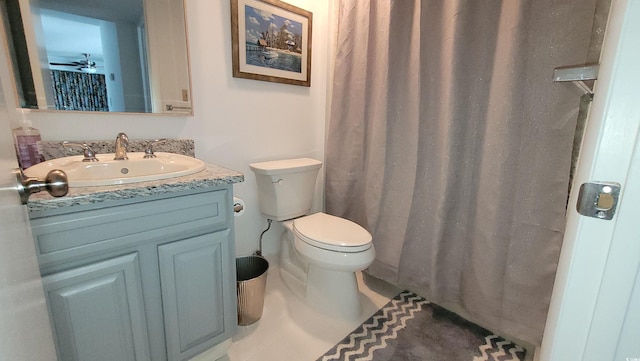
[27,162,244,213]
[39,139,196,160]
[27,138,244,213]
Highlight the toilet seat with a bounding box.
[293,212,372,253]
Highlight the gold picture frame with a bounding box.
[231,0,312,87]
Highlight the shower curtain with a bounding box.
[325,0,599,344]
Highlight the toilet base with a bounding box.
[279,230,364,320]
[305,265,362,320]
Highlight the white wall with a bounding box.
[22,0,331,257]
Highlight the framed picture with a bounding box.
[231,0,312,87]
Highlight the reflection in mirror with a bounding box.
[1,0,192,115]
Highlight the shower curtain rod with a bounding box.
[553,64,599,95]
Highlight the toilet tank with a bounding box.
[249,158,322,221]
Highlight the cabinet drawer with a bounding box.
[30,189,229,267]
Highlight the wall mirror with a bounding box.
[1,0,192,115]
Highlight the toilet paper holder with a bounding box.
[233,197,245,216]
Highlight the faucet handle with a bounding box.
[144,139,167,158]
[62,141,99,162]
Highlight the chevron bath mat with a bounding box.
[317,290,526,361]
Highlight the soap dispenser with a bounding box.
[12,108,44,168]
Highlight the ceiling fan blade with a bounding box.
[49,62,77,66]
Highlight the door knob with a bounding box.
[16,168,68,205]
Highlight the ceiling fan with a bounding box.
[49,53,100,73]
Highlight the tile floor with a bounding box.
[221,255,537,361]
[222,255,401,361]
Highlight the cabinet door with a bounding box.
[42,253,151,361]
[158,230,234,361]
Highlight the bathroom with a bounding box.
[1,0,639,361]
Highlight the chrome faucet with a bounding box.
[114,132,129,160]
[62,141,99,162]
[144,138,167,158]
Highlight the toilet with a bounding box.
[249,158,375,320]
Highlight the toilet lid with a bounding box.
[293,212,372,252]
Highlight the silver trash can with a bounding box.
[236,255,269,326]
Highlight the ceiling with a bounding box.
[37,0,144,69]
[41,11,103,64]
[38,0,144,24]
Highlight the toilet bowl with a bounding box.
[293,212,374,271]
[280,212,375,319]
[249,158,376,319]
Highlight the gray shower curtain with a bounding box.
[325,0,599,344]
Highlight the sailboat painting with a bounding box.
[231,0,313,87]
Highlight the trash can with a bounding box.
[236,255,269,326]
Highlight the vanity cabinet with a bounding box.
[42,253,151,361]
[29,186,237,361]
[158,231,232,361]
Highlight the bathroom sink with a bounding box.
[24,152,205,187]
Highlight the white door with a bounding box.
[540,0,640,360]
[0,36,57,360]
